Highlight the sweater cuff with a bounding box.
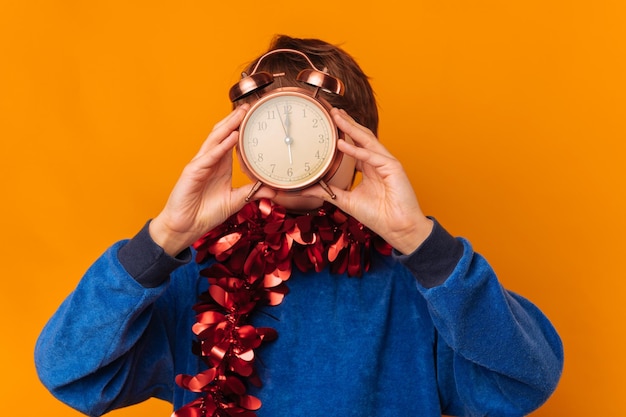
[117,221,192,288]
[393,218,464,289]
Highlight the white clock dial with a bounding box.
[239,91,337,190]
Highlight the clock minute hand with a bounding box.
[277,104,293,165]
[284,111,291,137]
[285,110,294,164]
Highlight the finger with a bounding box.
[331,107,372,137]
[190,130,239,168]
[212,103,250,132]
[331,108,393,158]
[299,183,353,214]
[337,136,391,171]
[196,105,249,156]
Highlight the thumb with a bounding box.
[232,182,277,206]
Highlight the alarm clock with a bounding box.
[229,48,356,205]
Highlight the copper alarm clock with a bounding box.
[229,49,356,204]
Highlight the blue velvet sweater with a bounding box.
[35,219,563,417]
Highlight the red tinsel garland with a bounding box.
[172,198,392,417]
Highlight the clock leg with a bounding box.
[245,181,264,202]
[318,180,336,199]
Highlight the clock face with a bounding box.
[239,90,338,190]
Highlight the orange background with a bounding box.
[1,1,624,416]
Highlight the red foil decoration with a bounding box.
[173,199,391,417]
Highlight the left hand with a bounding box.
[302,108,433,254]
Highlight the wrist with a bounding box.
[392,216,434,255]
[148,216,194,257]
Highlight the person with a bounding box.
[35,35,563,417]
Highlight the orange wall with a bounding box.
[1,1,624,415]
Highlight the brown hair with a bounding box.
[239,35,379,135]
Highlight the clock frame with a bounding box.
[228,48,349,202]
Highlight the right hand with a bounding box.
[149,104,276,256]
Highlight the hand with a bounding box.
[149,105,275,256]
[303,108,433,254]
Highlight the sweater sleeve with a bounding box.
[34,226,193,417]
[395,221,564,416]
[118,220,192,287]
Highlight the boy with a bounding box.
[35,35,563,417]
